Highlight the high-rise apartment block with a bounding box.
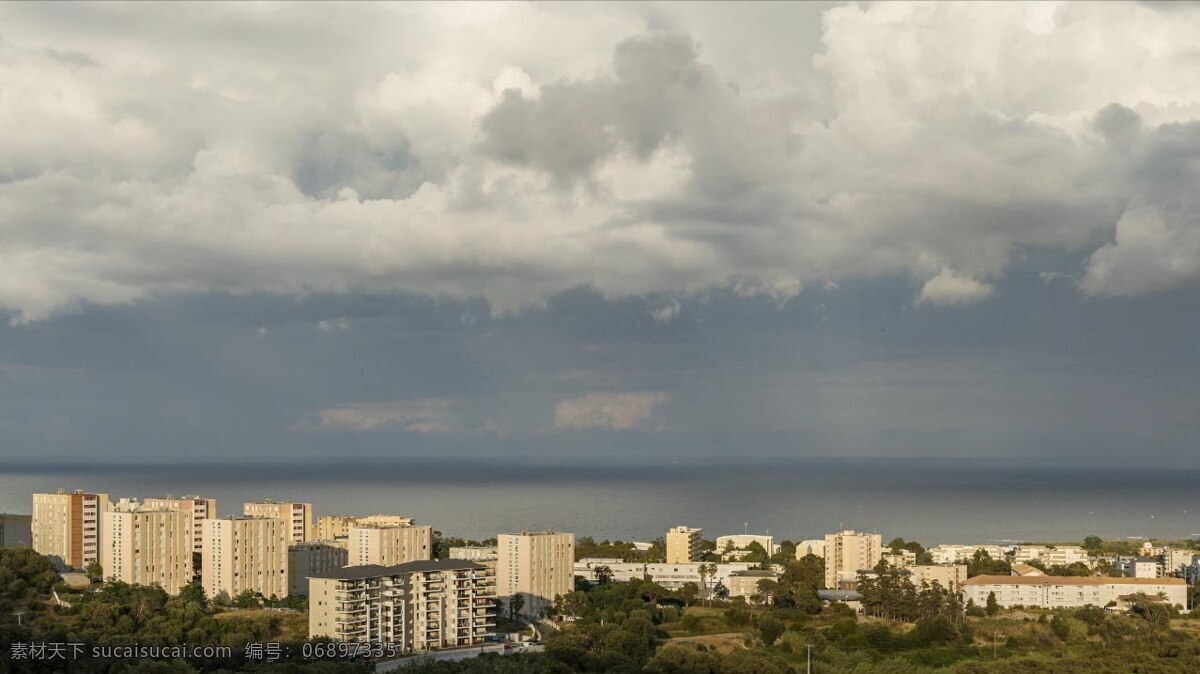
[665,526,703,563]
[143,496,217,553]
[349,524,433,566]
[496,531,574,618]
[243,500,313,543]
[0,514,32,549]
[308,560,495,651]
[202,516,290,600]
[824,529,883,589]
[32,490,110,570]
[101,502,192,594]
[289,542,349,596]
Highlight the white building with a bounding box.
[795,540,825,559]
[963,575,1186,609]
[1121,557,1161,579]
[101,504,192,594]
[574,559,754,593]
[715,534,775,558]
[449,546,498,562]
[143,496,217,553]
[928,544,1011,565]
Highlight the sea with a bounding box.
[1,457,1196,545]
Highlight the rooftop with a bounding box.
[310,559,486,580]
[964,575,1184,586]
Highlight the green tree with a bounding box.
[757,614,784,647]
[1083,535,1103,554]
[85,561,104,583]
[985,590,999,616]
[508,592,525,621]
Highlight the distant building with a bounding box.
[1121,557,1161,579]
[143,496,217,553]
[882,550,917,568]
[32,490,110,570]
[963,575,1186,609]
[349,524,433,566]
[795,539,826,560]
[1010,563,1045,577]
[449,546,498,562]
[666,526,703,563]
[308,559,495,651]
[243,500,314,543]
[289,542,348,596]
[202,516,290,600]
[1162,549,1196,577]
[726,569,780,602]
[907,565,968,591]
[101,503,192,594]
[317,514,417,542]
[1012,545,1088,567]
[715,534,775,559]
[574,559,754,592]
[497,531,574,618]
[825,530,883,589]
[0,514,32,548]
[928,544,1011,565]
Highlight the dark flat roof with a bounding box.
[311,559,486,580]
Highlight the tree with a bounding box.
[1083,535,1103,554]
[985,591,999,616]
[757,614,784,647]
[177,579,208,610]
[232,590,261,609]
[592,565,613,585]
[508,592,526,621]
[85,561,103,583]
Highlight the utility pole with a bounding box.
[993,631,999,658]
[806,644,812,674]
[13,611,26,626]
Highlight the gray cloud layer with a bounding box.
[1,2,1200,323]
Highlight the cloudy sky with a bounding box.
[1,1,1199,465]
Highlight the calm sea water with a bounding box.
[1,458,1196,545]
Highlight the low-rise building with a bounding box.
[1121,557,1160,579]
[289,542,349,596]
[1011,563,1045,577]
[308,560,495,651]
[449,546,498,562]
[963,575,1186,610]
[882,550,917,568]
[715,534,775,558]
[795,539,826,559]
[726,569,780,602]
[928,544,1011,565]
[573,560,754,593]
[907,565,968,591]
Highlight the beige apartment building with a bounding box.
[316,514,415,541]
[497,531,575,618]
[308,560,495,651]
[964,575,1187,609]
[825,529,883,589]
[100,503,192,594]
[726,569,780,602]
[143,496,217,553]
[666,526,703,563]
[289,542,349,596]
[202,516,290,600]
[908,565,968,591]
[32,490,110,570]
[243,500,313,543]
[349,524,433,567]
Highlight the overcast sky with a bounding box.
[1,1,1199,464]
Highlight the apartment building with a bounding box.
[574,559,753,591]
[143,496,217,553]
[928,544,1011,565]
[715,534,775,558]
[882,550,917,568]
[496,531,574,618]
[349,524,433,566]
[1121,557,1161,579]
[1012,545,1089,567]
[665,526,703,563]
[449,546,498,563]
[963,575,1186,609]
[289,542,349,596]
[317,514,416,541]
[907,565,968,591]
[100,503,192,594]
[308,560,495,652]
[795,539,826,559]
[824,530,883,589]
[243,500,313,543]
[0,514,32,548]
[32,490,110,570]
[202,516,290,600]
[726,569,780,602]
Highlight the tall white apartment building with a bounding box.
[32,490,110,570]
[289,542,349,596]
[202,516,290,600]
[497,531,575,618]
[824,529,883,589]
[349,525,433,566]
[308,560,495,651]
[100,503,192,594]
[665,526,703,563]
[243,500,313,543]
[143,496,217,553]
[964,575,1186,609]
